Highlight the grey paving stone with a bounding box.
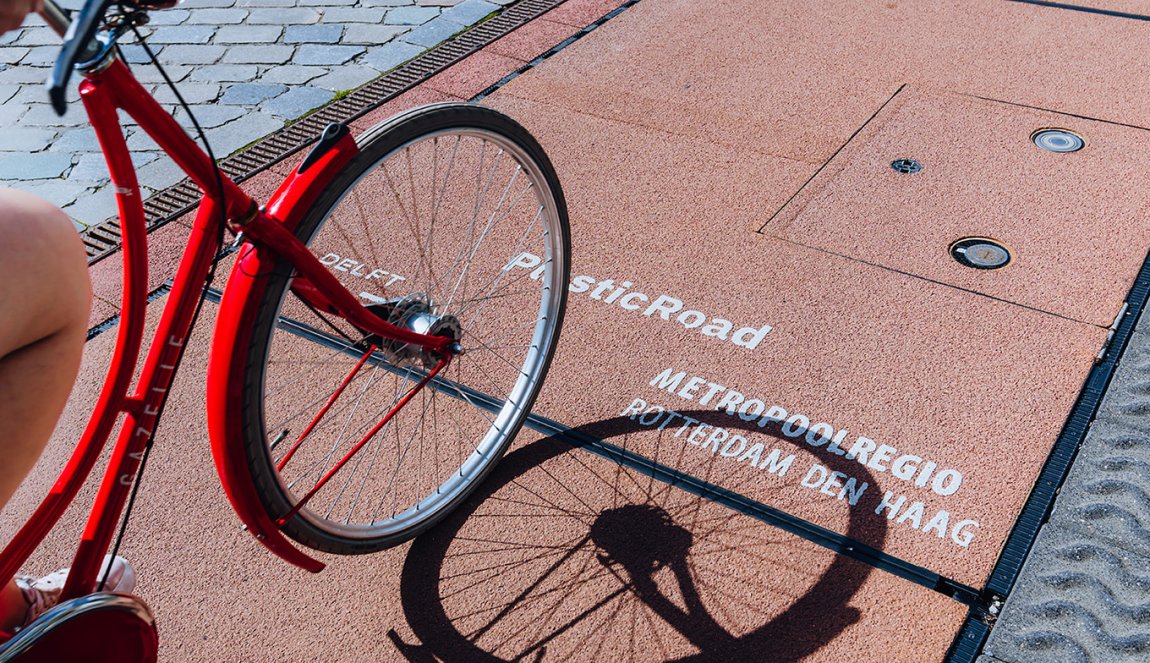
[384,6,439,24]
[0,30,21,46]
[179,0,240,7]
[17,103,78,126]
[0,65,47,83]
[983,523,1150,663]
[12,27,58,46]
[221,44,294,64]
[4,84,49,107]
[117,44,157,65]
[258,64,327,84]
[238,0,297,6]
[307,65,377,92]
[175,104,246,129]
[0,127,58,152]
[188,64,260,83]
[184,8,250,24]
[0,84,19,103]
[284,24,343,44]
[8,179,92,210]
[204,112,282,156]
[261,86,335,118]
[143,9,192,25]
[0,152,72,180]
[319,8,386,22]
[63,185,120,227]
[156,44,226,64]
[51,127,102,153]
[0,103,27,125]
[296,0,358,6]
[441,0,499,25]
[403,16,465,47]
[0,48,29,65]
[293,44,364,66]
[360,40,424,72]
[246,8,320,24]
[153,82,221,104]
[341,24,408,45]
[136,157,188,192]
[417,0,464,5]
[15,46,56,66]
[214,25,283,44]
[67,153,113,182]
[131,64,194,84]
[146,25,217,44]
[126,130,161,152]
[365,0,416,6]
[219,82,288,104]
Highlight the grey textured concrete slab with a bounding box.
[1040,328,1150,559]
[983,524,1150,662]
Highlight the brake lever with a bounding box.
[47,0,114,116]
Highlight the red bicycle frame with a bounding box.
[0,42,453,603]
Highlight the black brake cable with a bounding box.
[99,11,231,591]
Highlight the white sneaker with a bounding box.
[15,555,136,631]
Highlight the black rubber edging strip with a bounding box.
[472,0,642,102]
[1008,0,1150,22]
[944,247,1150,663]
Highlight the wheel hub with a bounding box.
[362,294,461,368]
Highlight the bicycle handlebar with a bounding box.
[45,0,112,115]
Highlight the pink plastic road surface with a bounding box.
[5,0,1150,660]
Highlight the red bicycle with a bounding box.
[0,0,569,659]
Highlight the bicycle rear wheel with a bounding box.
[238,103,570,553]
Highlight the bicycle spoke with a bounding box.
[246,107,567,551]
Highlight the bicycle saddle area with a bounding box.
[11,0,1150,660]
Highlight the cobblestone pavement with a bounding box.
[0,0,509,229]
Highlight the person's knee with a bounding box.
[0,188,91,340]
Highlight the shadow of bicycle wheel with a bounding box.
[397,410,886,662]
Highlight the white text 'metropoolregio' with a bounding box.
[504,252,773,350]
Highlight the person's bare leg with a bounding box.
[0,187,90,631]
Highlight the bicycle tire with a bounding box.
[237,103,570,554]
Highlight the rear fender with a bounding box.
[205,124,358,571]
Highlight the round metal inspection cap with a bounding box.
[951,238,1011,269]
[1032,129,1084,153]
[890,158,923,174]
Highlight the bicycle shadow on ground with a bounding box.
[392,410,886,662]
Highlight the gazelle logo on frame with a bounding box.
[504,252,773,350]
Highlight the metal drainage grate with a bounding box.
[1032,128,1084,153]
[890,158,923,174]
[79,0,571,263]
[950,237,1011,269]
